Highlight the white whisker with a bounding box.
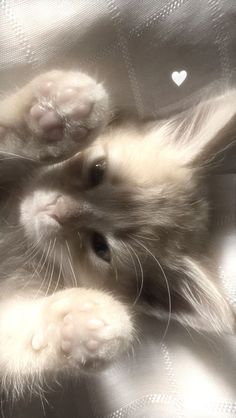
[121,240,140,303]
[125,242,144,306]
[0,151,36,162]
[34,239,55,298]
[65,240,78,287]
[129,235,172,341]
[77,231,83,248]
[52,245,63,295]
[45,239,57,297]
[37,240,53,276]
[22,236,42,265]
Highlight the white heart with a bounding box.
[171,70,187,86]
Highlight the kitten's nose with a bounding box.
[45,196,66,225]
[48,211,62,225]
[46,195,86,226]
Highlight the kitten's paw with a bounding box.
[32,288,133,370]
[25,70,110,160]
[60,299,130,367]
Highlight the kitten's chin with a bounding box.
[20,190,62,241]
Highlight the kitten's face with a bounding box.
[20,125,207,305]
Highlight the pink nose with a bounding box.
[48,211,62,224]
[39,196,65,225]
[43,195,79,226]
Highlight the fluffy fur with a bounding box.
[0,70,235,399]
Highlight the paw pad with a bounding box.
[30,288,132,368]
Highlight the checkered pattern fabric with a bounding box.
[0,1,235,417]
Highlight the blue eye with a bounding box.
[89,159,106,187]
[91,232,110,262]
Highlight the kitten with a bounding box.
[0,70,235,399]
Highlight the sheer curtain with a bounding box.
[0,1,236,417]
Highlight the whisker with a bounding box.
[0,400,6,418]
[52,245,63,295]
[30,243,50,280]
[77,231,83,248]
[65,240,78,287]
[132,233,160,243]
[39,392,46,416]
[111,250,119,283]
[37,240,53,276]
[129,235,172,341]
[34,239,55,298]
[0,151,36,162]
[38,248,54,296]
[124,241,144,306]
[22,236,42,264]
[121,240,140,304]
[20,243,49,291]
[24,244,43,268]
[45,239,57,297]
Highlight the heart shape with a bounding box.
[171,70,187,86]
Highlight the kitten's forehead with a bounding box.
[96,125,191,187]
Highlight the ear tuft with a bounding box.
[140,256,235,334]
[172,90,236,168]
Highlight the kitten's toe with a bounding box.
[26,70,109,148]
[29,104,64,141]
[61,308,107,363]
[60,297,132,368]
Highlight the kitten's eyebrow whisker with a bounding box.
[65,240,78,287]
[129,235,172,342]
[132,233,159,243]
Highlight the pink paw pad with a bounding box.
[60,304,107,359]
[30,104,63,140]
[29,85,92,142]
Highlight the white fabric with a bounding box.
[0,1,235,417]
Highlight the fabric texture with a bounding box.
[0,1,236,417]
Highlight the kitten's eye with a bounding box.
[89,158,106,187]
[91,232,110,262]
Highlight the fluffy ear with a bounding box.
[140,256,235,334]
[172,90,236,167]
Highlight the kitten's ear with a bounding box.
[174,90,236,166]
[141,256,235,334]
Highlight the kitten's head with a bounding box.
[20,94,236,334]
